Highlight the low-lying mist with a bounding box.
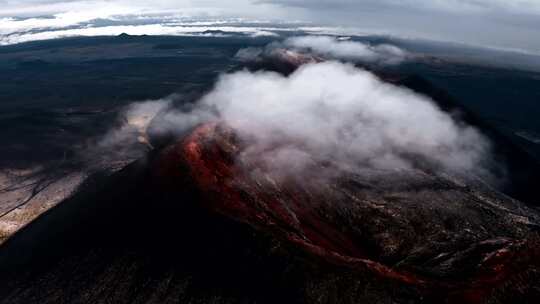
[93,60,494,183]
[235,35,409,65]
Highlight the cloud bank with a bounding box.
[0,22,283,45]
[235,36,409,67]
[263,0,540,15]
[102,61,493,181]
[266,0,540,54]
[1,0,540,53]
[284,36,408,64]
[200,61,491,178]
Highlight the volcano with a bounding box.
[240,49,540,207]
[0,119,539,303]
[1,50,540,303]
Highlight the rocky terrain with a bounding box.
[0,119,539,303]
[1,46,540,303]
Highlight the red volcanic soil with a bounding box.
[154,122,540,303]
[0,121,539,304]
[179,123,424,285]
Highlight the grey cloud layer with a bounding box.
[261,0,540,53]
[261,0,540,14]
[1,0,540,53]
[7,0,540,15]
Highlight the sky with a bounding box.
[0,0,539,53]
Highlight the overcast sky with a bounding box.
[1,0,539,53]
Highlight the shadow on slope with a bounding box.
[0,154,308,303]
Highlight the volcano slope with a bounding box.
[242,49,540,206]
[0,120,540,303]
[1,51,540,303]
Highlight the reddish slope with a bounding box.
[0,121,539,303]
[153,121,540,302]
[179,122,424,285]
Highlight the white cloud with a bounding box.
[199,61,492,179]
[117,61,492,182]
[84,96,215,169]
[234,36,408,66]
[0,24,282,45]
[1,0,540,53]
[284,36,408,64]
[0,0,296,45]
